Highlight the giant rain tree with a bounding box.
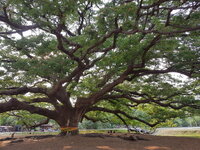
[0,0,200,135]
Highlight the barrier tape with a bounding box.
[60,127,78,132]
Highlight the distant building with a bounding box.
[0,126,14,132]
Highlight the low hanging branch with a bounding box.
[83,115,108,123]
[29,118,50,129]
[102,90,200,111]
[0,98,57,120]
[115,113,130,130]
[7,112,50,130]
[87,106,164,127]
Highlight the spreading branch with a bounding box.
[0,98,57,120]
[88,106,164,127]
[0,87,47,96]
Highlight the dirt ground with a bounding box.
[0,133,200,150]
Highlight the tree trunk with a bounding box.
[56,108,84,136]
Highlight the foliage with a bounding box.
[79,120,115,129]
[0,111,48,129]
[174,116,200,127]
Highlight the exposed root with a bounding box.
[82,133,109,138]
[25,135,55,139]
[0,137,16,141]
[82,133,149,141]
[119,135,149,141]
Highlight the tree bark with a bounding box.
[56,108,85,135]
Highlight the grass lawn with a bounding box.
[156,129,200,138]
[173,132,200,138]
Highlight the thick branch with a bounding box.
[0,87,47,96]
[55,33,82,64]
[102,91,199,110]
[8,112,50,129]
[30,118,50,129]
[76,64,133,107]
[141,35,161,67]
[0,7,38,32]
[30,97,52,103]
[0,98,57,120]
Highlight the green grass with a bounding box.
[156,130,200,138]
[0,131,59,137]
[173,132,200,138]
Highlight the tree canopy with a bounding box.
[0,0,200,134]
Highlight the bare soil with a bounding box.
[0,133,200,150]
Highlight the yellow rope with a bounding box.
[60,127,78,132]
